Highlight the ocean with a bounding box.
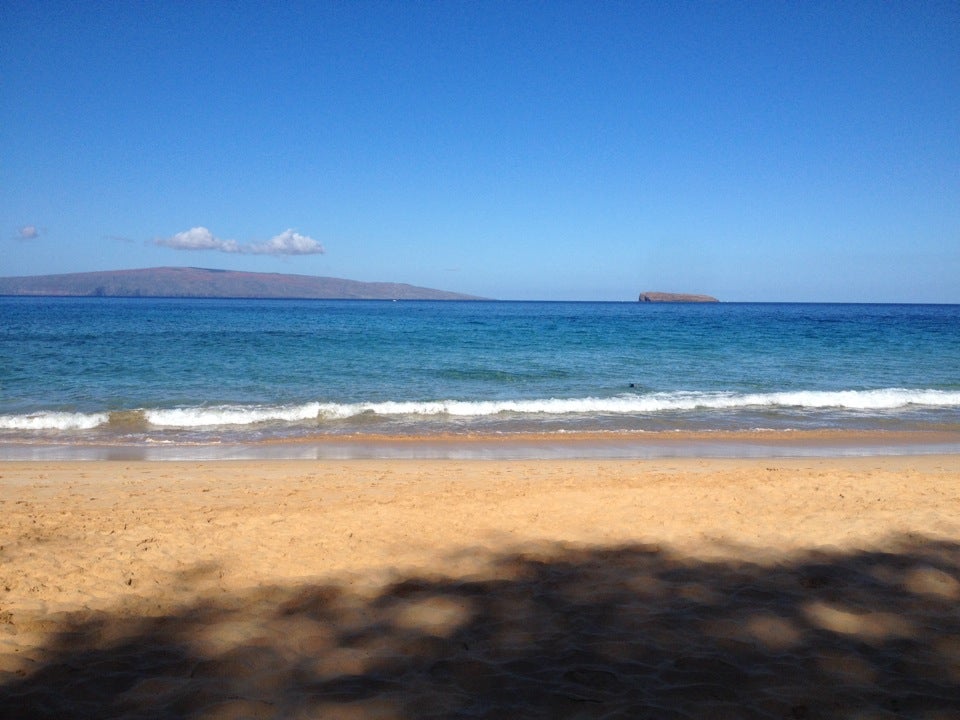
[1,297,959,458]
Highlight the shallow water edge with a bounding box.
[3,429,960,461]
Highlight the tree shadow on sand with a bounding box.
[1,536,959,719]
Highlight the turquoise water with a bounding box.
[1,297,959,450]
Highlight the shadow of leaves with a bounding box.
[1,537,959,719]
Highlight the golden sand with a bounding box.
[1,456,958,718]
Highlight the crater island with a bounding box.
[639,291,719,303]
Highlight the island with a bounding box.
[638,291,719,303]
[0,267,485,301]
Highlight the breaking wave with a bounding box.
[1,388,958,432]
[0,411,110,431]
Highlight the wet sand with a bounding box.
[1,456,959,718]
[5,428,960,461]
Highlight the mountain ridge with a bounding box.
[0,267,485,300]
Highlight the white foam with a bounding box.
[326,389,960,417]
[0,411,109,430]
[719,388,960,411]
[145,403,324,427]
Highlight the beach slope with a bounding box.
[1,457,958,718]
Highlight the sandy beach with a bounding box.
[1,456,958,718]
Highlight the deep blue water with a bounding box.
[1,297,959,446]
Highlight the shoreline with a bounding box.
[3,427,960,461]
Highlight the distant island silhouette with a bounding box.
[0,267,485,300]
[639,291,719,303]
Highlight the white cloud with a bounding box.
[17,225,40,240]
[247,229,325,255]
[156,227,324,256]
[156,226,239,252]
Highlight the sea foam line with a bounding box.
[1,388,959,431]
[0,411,110,431]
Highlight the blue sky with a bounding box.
[2,1,958,301]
